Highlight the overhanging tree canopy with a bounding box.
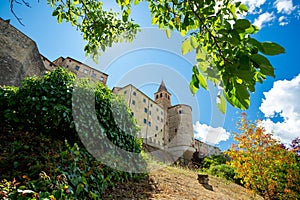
[10,0,285,113]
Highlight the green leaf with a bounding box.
[166,29,171,39]
[248,38,262,50]
[197,73,208,90]
[57,13,63,23]
[190,36,198,49]
[189,80,198,95]
[182,38,193,55]
[190,74,199,94]
[251,54,275,77]
[260,42,285,56]
[217,94,226,114]
[52,10,59,16]
[225,82,250,110]
[192,65,199,75]
[196,47,206,61]
[239,54,250,70]
[235,84,250,110]
[234,19,251,32]
[239,4,248,12]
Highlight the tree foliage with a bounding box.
[0,67,146,199]
[9,0,285,112]
[226,114,300,199]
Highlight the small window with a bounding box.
[161,118,163,123]
[100,76,104,81]
[144,119,147,124]
[124,90,127,94]
[156,108,159,112]
[156,95,158,99]
[91,72,96,78]
[132,100,136,105]
[143,98,146,103]
[161,111,163,115]
[155,126,158,131]
[160,93,162,98]
[66,65,69,68]
[165,93,167,97]
[175,128,177,133]
[169,138,171,142]
[149,111,151,115]
[155,134,157,137]
[144,108,148,113]
[150,103,153,107]
[157,116,160,120]
[131,112,134,116]
[133,91,137,96]
[84,69,88,74]
[75,65,80,71]
[168,95,170,100]
[179,110,183,114]
[69,59,72,62]
[148,121,151,126]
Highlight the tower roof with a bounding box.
[157,80,169,93]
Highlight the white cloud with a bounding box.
[278,16,289,26]
[274,0,295,14]
[259,74,300,145]
[253,12,276,29]
[193,122,230,145]
[239,0,266,14]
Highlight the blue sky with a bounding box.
[1,0,300,151]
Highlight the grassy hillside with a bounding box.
[103,163,263,200]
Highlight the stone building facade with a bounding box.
[41,55,108,85]
[113,81,196,161]
[113,82,222,161]
[52,56,108,85]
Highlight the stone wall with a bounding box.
[0,18,46,86]
[167,104,194,160]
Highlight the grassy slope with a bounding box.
[103,163,263,200]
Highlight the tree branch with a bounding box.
[187,0,227,64]
[9,0,32,26]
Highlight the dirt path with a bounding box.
[103,164,263,200]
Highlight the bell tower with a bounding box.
[154,81,171,110]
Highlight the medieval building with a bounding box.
[41,55,108,85]
[0,17,221,162]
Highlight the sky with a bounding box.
[1,0,300,151]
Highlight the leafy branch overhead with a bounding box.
[10,0,285,113]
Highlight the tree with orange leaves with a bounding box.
[226,113,300,200]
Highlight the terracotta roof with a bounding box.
[157,81,168,92]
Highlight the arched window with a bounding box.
[160,93,162,98]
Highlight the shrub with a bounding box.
[208,164,237,183]
[202,154,227,169]
[0,67,147,198]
